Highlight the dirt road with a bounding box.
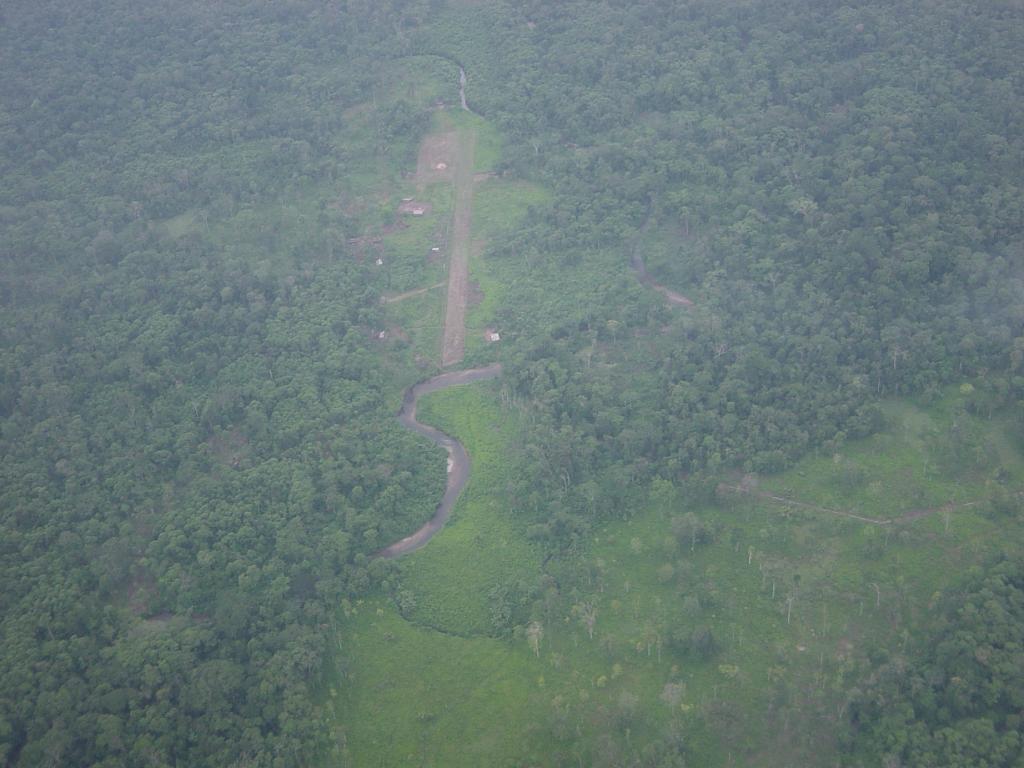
[376,364,503,558]
[719,483,891,525]
[631,250,694,307]
[440,129,477,367]
[374,67,496,559]
[381,282,446,304]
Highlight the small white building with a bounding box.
[375,258,384,266]
[487,332,501,342]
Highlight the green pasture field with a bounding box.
[441,109,503,174]
[398,385,542,635]
[378,180,453,293]
[463,178,551,359]
[330,382,1024,767]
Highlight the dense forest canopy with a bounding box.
[848,559,1024,767]
[402,0,1024,549]
[0,2,442,765]
[1,0,1022,765]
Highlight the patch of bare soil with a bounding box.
[398,200,433,216]
[440,130,478,367]
[372,326,412,343]
[655,285,695,307]
[332,189,390,219]
[416,132,458,186]
[381,220,410,236]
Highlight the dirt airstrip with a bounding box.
[415,132,457,188]
[376,104,489,555]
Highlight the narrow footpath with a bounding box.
[631,250,694,307]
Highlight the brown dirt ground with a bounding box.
[398,200,433,216]
[388,325,411,342]
[440,129,478,367]
[416,132,458,187]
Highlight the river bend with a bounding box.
[376,363,503,558]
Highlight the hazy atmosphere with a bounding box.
[1,1,1023,766]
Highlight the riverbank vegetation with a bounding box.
[334,381,1024,766]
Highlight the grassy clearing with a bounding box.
[331,599,544,768]
[379,182,453,293]
[465,243,502,337]
[332,383,1024,767]
[463,179,551,358]
[398,385,542,635]
[760,387,1022,522]
[163,210,196,238]
[437,109,503,173]
[383,289,444,365]
[471,178,551,239]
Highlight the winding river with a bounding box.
[376,363,503,558]
[376,62,683,560]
